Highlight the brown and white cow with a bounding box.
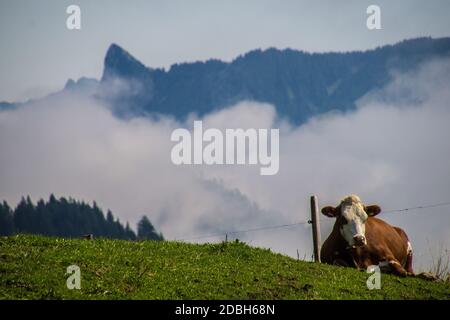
[320,194,413,276]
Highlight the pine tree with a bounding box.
[0,201,14,235]
[125,222,137,240]
[137,215,163,240]
[13,196,35,233]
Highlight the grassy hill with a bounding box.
[1,235,449,300]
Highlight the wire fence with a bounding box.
[176,200,450,242]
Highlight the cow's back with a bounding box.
[364,217,409,266]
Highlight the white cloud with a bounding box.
[1,59,450,271]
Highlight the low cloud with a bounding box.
[1,59,450,271]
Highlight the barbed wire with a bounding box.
[382,201,450,214]
[176,200,450,242]
[177,221,309,241]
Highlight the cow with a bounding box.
[320,194,414,276]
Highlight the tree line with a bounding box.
[0,195,163,240]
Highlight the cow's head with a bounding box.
[321,195,381,247]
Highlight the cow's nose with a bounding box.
[353,235,366,246]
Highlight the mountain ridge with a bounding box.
[3,37,450,124]
[102,36,450,123]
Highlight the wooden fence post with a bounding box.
[310,195,321,263]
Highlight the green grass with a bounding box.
[1,235,449,300]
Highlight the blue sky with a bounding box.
[1,0,450,101]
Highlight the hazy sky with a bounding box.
[1,0,450,101]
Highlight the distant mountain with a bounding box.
[64,77,99,95]
[0,101,15,110]
[99,37,450,124]
[3,37,450,124]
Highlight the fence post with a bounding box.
[310,195,321,263]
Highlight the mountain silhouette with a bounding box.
[99,37,450,124]
[3,37,450,124]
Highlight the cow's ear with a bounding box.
[365,205,381,216]
[321,206,337,217]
